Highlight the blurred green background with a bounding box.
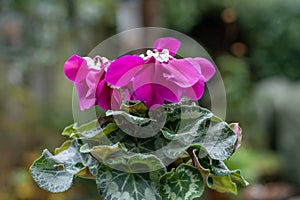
[1,0,300,199]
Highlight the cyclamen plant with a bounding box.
[30,37,248,200]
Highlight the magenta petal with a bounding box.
[110,89,123,110]
[159,83,182,102]
[76,81,96,110]
[155,84,180,103]
[161,58,201,88]
[133,76,179,108]
[183,80,205,100]
[132,84,165,109]
[153,37,181,56]
[75,66,103,110]
[132,63,154,93]
[131,64,164,106]
[132,63,180,102]
[105,55,144,87]
[85,70,103,98]
[132,63,181,108]
[96,80,111,110]
[64,55,85,82]
[155,70,183,101]
[194,58,215,82]
[96,80,122,110]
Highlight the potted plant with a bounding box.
[30,37,248,200]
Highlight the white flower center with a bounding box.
[84,56,110,70]
[139,49,173,62]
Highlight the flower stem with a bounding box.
[187,148,201,169]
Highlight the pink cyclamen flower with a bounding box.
[64,55,121,111]
[105,37,216,108]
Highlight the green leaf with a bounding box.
[81,154,100,177]
[102,127,168,156]
[80,139,166,172]
[96,164,163,200]
[121,132,168,154]
[206,168,249,195]
[164,104,212,120]
[29,140,86,193]
[107,110,152,139]
[61,120,100,138]
[62,119,119,149]
[120,100,148,117]
[160,105,213,160]
[62,123,77,136]
[77,119,99,132]
[80,143,124,164]
[195,122,237,160]
[188,147,248,195]
[207,174,237,194]
[82,142,165,173]
[103,154,166,174]
[163,105,212,140]
[159,164,204,200]
[230,170,249,187]
[161,129,177,140]
[76,155,100,179]
[107,106,166,139]
[107,110,151,126]
[125,154,165,173]
[163,105,238,161]
[55,140,72,154]
[197,156,249,195]
[80,123,118,140]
